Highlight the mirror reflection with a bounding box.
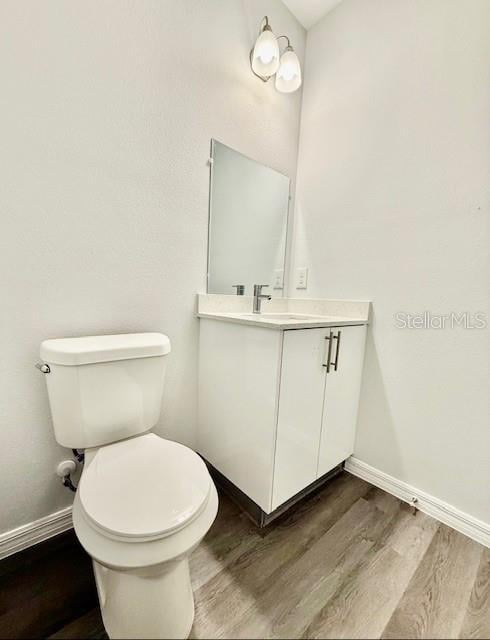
[207,140,290,296]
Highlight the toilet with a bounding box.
[39,332,218,640]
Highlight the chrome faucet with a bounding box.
[253,284,271,314]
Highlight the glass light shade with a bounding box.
[275,49,302,93]
[251,28,280,77]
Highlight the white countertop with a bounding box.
[197,294,370,330]
[197,311,368,329]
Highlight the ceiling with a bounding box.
[282,0,343,30]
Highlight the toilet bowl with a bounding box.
[73,433,218,639]
[39,333,218,639]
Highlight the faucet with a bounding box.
[253,284,271,314]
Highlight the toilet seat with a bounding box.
[73,480,219,570]
[79,433,211,542]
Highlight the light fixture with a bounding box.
[250,17,302,93]
[275,40,302,93]
[250,17,280,78]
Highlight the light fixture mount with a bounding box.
[249,49,271,83]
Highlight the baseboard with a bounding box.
[0,506,73,561]
[345,457,490,548]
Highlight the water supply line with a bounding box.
[62,475,78,492]
[72,448,85,464]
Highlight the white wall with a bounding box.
[291,0,490,523]
[0,0,305,534]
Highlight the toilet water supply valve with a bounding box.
[56,450,85,492]
[56,460,78,492]
[56,451,85,491]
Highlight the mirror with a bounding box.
[207,140,290,296]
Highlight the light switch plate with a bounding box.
[273,269,284,289]
[295,267,308,289]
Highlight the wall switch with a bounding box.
[295,267,308,289]
[273,269,284,289]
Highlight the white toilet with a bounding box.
[39,332,218,640]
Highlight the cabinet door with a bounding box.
[317,325,367,477]
[198,319,283,513]
[272,328,328,510]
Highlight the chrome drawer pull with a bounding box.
[323,331,333,372]
[333,331,342,371]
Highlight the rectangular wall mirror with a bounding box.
[207,140,290,297]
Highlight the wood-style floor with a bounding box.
[0,473,488,639]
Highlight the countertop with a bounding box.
[197,311,368,330]
[197,295,370,330]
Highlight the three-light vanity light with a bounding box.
[250,16,302,93]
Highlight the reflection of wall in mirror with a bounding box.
[208,142,289,296]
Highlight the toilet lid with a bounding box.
[79,433,211,540]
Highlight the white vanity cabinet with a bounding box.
[198,318,367,515]
[272,325,366,509]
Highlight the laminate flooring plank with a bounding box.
[227,489,405,639]
[382,525,483,639]
[191,474,371,639]
[303,507,438,639]
[190,493,259,590]
[194,488,381,639]
[459,548,490,639]
[0,534,93,616]
[48,608,107,639]
[0,583,96,640]
[0,539,97,639]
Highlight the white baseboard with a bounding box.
[345,457,489,548]
[0,506,73,561]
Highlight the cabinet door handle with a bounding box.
[323,331,333,372]
[333,330,342,371]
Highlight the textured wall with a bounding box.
[291,0,490,523]
[0,0,305,533]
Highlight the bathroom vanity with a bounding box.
[197,295,370,523]
[201,140,370,523]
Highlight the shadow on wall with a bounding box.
[354,309,405,478]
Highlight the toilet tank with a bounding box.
[40,333,171,449]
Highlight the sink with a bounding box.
[239,313,325,321]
